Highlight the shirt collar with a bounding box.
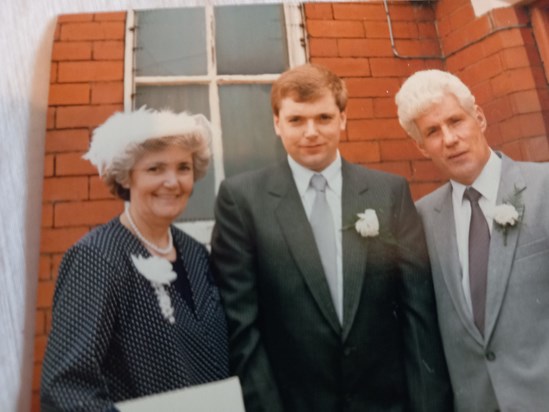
[287,152,342,197]
[450,149,501,203]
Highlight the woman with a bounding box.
[41,107,230,411]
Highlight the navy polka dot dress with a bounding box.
[41,217,230,411]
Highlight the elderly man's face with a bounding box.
[274,91,346,172]
[126,145,194,226]
[414,93,490,186]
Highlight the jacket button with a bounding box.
[343,346,355,356]
[485,351,496,361]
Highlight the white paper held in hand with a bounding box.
[116,376,245,412]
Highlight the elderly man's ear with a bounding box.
[414,140,430,159]
[475,104,487,132]
[411,130,431,159]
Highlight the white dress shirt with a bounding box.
[450,150,502,315]
[287,154,343,323]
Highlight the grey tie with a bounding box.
[309,174,340,322]
[464,187,490,335]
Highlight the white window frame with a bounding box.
[123,4,307,243]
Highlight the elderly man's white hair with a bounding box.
[395,69,476,142]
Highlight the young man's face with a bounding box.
[274,91,346,172]
[414,93,490,185]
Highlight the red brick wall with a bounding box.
[33,11,126,411]
[305,1,549,199]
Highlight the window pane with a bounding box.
[136,8,207,76]
[135,85,210,116]
[135,85,215,221]
[178,165,215,222]
[219,84,286,177]
[215,5,288,75]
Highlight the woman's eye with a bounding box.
[147,166,162,173]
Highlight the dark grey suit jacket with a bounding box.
[416,153,549,412]
[211,159,452,412]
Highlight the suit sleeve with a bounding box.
[211,181,284,412]
[393,180,454,412]
[40,245,119,412]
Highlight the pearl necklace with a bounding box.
[125,203,173,255]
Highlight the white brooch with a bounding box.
[492,186,525,246]
[354,209,380,238]
[131,255,177,324]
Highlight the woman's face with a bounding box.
[126,144,194,226]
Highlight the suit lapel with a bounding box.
[484,155,525,341]
[271,162,341,335]
[341,162,370,340]
[434,185,484,345]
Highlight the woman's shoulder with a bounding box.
[61,216,134,274]
[55,218,133,296]
[74,216,130,251]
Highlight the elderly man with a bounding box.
[396,69,549,412]
[211,63,452,412]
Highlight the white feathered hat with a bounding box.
[83,106,215,176]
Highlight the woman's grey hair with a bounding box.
[395,69,476,142]
[104,133,211,201]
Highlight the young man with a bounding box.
[212,64,452,412]
[396,69,549,412]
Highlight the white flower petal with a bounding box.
[132,255,178,324]
[493,203,519,226]
[355,209,379,237]
[131,254,176,284]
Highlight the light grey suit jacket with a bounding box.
[416,153,549,412]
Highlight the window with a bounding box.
[124,4,307,242]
